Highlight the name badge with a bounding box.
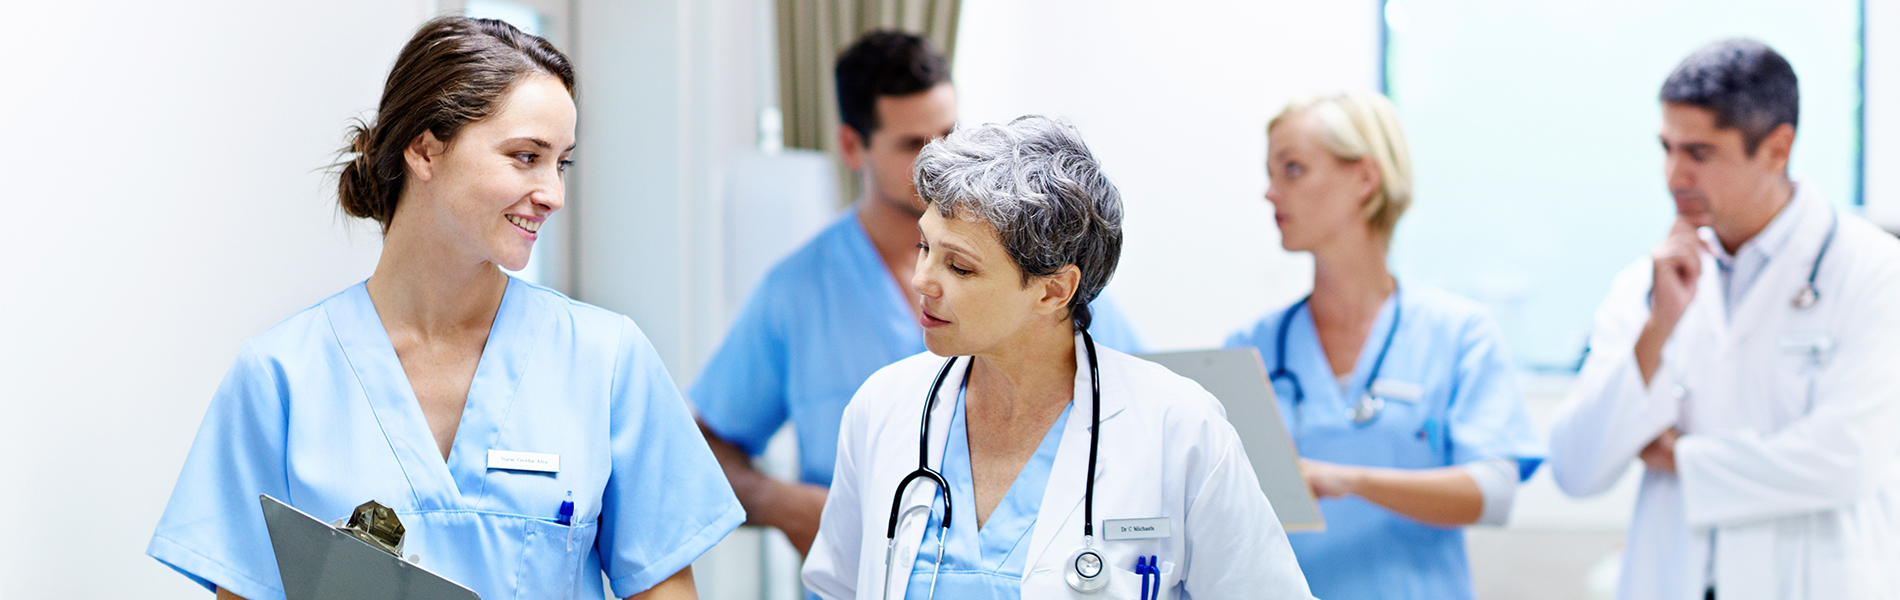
[1102,517,1171,541]
[487,450,560,473]
[1370,379,1423,403]
[1778,333,1832,364]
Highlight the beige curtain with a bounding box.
[777,0,961,203]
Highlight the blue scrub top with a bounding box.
[906,386,1071,600]
[692,209,1141,487]
[1226,286,1544,600]
[148,277,746,600]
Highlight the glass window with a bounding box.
[1383,0,1862,368]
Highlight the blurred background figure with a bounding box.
[1548,39,1900,600]
[1226,91,1544,600]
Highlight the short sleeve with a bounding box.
[1182,417,1314,599]
[1445,313,1546,481]
[599,317,746,598]
[690,277,792,456]
[1083,293,1146,354]
[147,343,292,600]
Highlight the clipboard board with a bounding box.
[1139,349,1325,532]
[259,495,482,600]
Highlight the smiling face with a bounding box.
[911,208,1075,357]
[1264,110,1380,253]
[398,74,576,271]
[1658,102,1793,229]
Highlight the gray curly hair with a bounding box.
[912,115,1124,330]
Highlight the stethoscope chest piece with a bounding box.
[1350,394,1385,425]
[1792,284,1819,309]
[1065,541,1109,593]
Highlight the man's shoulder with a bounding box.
[753,212,871,296]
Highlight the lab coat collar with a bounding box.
[1718,182,1834,339]
[887,331,1124,598]
[1023,330,1129,574]
[1706,180,1810,267]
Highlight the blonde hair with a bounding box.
[1268,91,1413,242]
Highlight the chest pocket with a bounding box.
[1103,553,1178,600]
[1364,380,1442,468]
[514,517,598,600]
[1768,332,1829,419]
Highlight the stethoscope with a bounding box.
[883,332,1108,599]
[1791,210,1839,309]
[1269,286,1402,427]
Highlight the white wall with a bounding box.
[954,0,1383,350]
[0,1,438,597]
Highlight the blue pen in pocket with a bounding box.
[558,490,576,551]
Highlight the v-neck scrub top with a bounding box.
[148,278,746,600]
[905,387,1072,600]
[1226,285,1543,600]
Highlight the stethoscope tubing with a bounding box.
[1269,285,1403,427]
[884,332,1104,598]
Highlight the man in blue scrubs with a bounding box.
[692,30,1142,557]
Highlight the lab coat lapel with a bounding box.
[1724,192,1826,345]
[1025,332,1129,575]
[883,354,966,600]
[329,282,461,508]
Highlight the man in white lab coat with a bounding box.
[1548,39,1900,600]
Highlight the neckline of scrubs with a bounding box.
[1289,294,1399,432]
[844,208,920,324]
[330,276,548,510]
[907,382,1072,599]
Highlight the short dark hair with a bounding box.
[834,30,951,142]
[1659,38,1799,156]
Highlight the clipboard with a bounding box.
[1139,349,1325,532]
[259,495,482,600]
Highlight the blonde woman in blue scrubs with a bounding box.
[147,17,741,600]
[1226,92,1543,600]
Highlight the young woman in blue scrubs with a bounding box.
[1226,92,1543,600]
[147,17,742,600]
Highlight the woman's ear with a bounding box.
[404,130,446,182]
[1039,265,1082,317]
[1354,158,1383,208]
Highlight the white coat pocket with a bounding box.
[1105,558,1177,600]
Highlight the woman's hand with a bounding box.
[1300,458,1363,499]
[1300,458,1486,526]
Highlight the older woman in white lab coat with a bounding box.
[802,116,1313,600]
[1548,39,1900,600]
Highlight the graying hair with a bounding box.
[913,115,1123,330]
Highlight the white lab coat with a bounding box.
[802,332,1314,600]
[1548,189,1900,600]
